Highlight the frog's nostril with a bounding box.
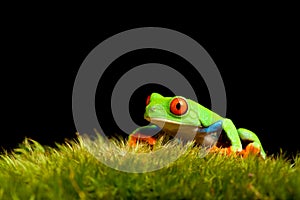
[150,107,156,112]
[149,105,163,113]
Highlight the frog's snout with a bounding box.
[148,105,163,113]
[145,104,167,119]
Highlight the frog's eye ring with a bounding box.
[170,97,188,115]
[146,95,151,106]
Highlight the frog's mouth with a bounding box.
[145,117,199,135]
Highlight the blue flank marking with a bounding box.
[200,120,223,134]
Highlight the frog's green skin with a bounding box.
[129,93,266,159]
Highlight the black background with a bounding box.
[1,14,299,156]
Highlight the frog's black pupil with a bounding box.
[176,103,181,110]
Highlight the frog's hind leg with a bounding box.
[237,128,266,159]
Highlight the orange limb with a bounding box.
[128,133,156,146]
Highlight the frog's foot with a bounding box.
[238,128,266,159]
[239,142,262,158]
[128,133,156,147]
[210,144,264,159]
[209,146,235,156]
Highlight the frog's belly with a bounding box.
[149,118,219,147]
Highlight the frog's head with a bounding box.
[144,93,201,132]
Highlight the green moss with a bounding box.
[0,136,299,199]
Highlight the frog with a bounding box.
[128,93,266,159]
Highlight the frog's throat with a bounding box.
[145,117,219,146]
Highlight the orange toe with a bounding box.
[243,143,260,158]
[209,146,234,156]
[128,133,156,146]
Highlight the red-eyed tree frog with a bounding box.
[128,93,266,159]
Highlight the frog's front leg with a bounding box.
[221,119,266,159]
[128,125,160,146]
[221,118,243,152]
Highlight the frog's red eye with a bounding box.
[146,95,151,106]
[170,97,188,115]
